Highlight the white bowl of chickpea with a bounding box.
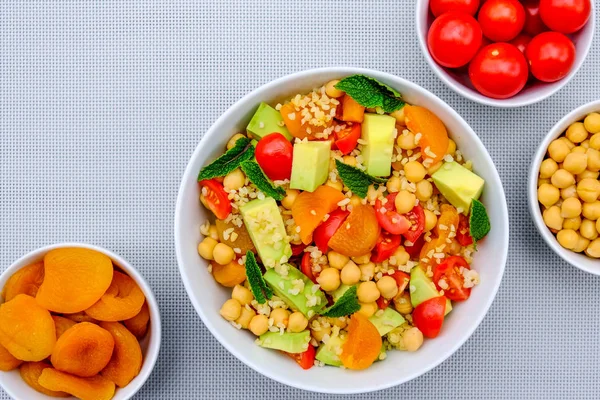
[530,100,600,275]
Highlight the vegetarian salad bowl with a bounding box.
[175,67,509,393]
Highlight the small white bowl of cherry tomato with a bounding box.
[416,0,595,107]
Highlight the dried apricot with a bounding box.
[51,322,114,377]
[340,313,382,370]
[39,368,115,400]
[0,343,22,371]
[292,185,346,244]
[211,260,247,287]
[404,105,449,164]
[36,248,114,313]
[215,219,255,253]
[52,316,77,339]
[0,294,56,361]
[328,204,380,257]
[2,261,45,302]
[124,301,150,338]
[100,322,143,388]
[85,271,145,321]
[20,361,69,397]
[63,312,99,324]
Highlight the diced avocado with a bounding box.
[315,335,345,367]
[289,141,331,192]
[410,267,452,316]
[263,264,326,317]
[331,284,353,302]
[246,102,292,141]
[257,331,310,354]
[432,161,485,213]
[368,308,406,336]
[361,113,396,176]
[240,198,292,266]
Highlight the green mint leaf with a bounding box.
[321,286,361,317]
[335,159,388,198]
[469,199,490,242]
[335,75,405,113]
[198,137,254,181]
[244,251,272,304]
[240,160,286,201]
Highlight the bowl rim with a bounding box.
[0,242,162,400]
[414,0,596,108]
[528,100,600,276]
[174,67,509,393]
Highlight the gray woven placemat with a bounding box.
[1,1,599,399]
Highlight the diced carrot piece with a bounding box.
[340,95,365,123]
[404,105,449,164]
[292,185,346,245]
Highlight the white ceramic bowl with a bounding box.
[0,243,161,400]
[175,67,509,393]
[415,0,595,108]
[528,100,600,275]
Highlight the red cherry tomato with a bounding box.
[412,296,447,338]
[301,253,319,284]
[511,34,532,54]
[375,193,411,235]
[255,133,293,181]
[405,234,425,259]
[478,0,526,42]
[334,124,361,155]
[525,31,576,82]
[433,256,472,301]
[469,43,529,99]
[403,205,426,243]
[376,296,391,310]
[522,0,548,36]
[429,0,480,16]
[427,12,483,68]
[313,209,350,253]
[199,179,231,219]
[391,271,410,292]
[456,214,474,246]
[371,231,402,263]
[285,345,316,370]
[539,0,591,34]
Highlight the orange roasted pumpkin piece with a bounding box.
[20,361,70,397]
[85,271,145,322]
[340,313,382,370]
[36,248,113,314]
[100,322,143,388]
[292,185,346,245]
[52,316,77,339]
[2,261,45,302]
[404,105,449,164]
[328,204,380,257]
[0,343,22,371]
[340,95,365,123]
[211,260,247,287]
[51,322,114,377]
[0,294,56,361]
[124,301,150,338]
[39,368,115,400]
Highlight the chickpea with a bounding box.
[393,292,413,314]
[327,316,348,329]
[551,169,575,189]
[327,251,349,270]
[580,219,598,240]
[563,153,588,175]
[311,325,332,342]
[325,80,344,98]
[376,276,398,300]
[589,133,600,150]
[548,139,570,162]
[582,201,600,221]
[446,139,456,156]
[390,246,410,266]
[220,299,242,321]
[236,307,256,329]
[585,238,600,258]
[543,206,563,231]
[249,315,269,336]
[577,179,600,203]
[359,261,375,281]
[367,185,380,202]
[349,195,362,207]
[357,302,378,318]
[357,281,380,303]
[352,253,371,264]
[271,308,290,328]
[390,107,406,125]
[597,218,600,235]
[396,131,417,150]
[563,216,582,231]
[197,237,218,260]
[232,284,253,306]
[208,225,219,241]
[415,180,433,201]
[559,137,575,150]
[288,312,308,333]
[340,261,361,285]
[318,268,341,292]
[424,209,438,232]
[573,236,590,253]
[566,122,588,143]
[404,161,427,183]
[402,327,424,352]
[281,189,299,210]
[226,133,246,150]
[223,169,245,191]
[586,148,600,172]
[386,176,401,193]
[538,183,560,208]
[584,112,600,134]
[213,243,235,265]
[572,146,587,154]
[538,178,550,187]
[581,140,591,149]
[577,170,599,181]
[539,158,559,179]
[427,161,442,175]
[395,190,416,214]
[326,179,343,191]
[557,229,579,250]
[561,185,577,200]
[561,197,582,218]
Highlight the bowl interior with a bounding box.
[0,243,161,400]
[529,100,600,276]
[175,68,509,393]
[415,0,595,107]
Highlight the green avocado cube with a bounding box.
[368,307,406,336]
[289,141,331,192]
[257,331,311,354]
[315,335,345,367]
[246,102,292,141]
[410,267,452,316]
[361,113,396,177]
[432,161,484,213]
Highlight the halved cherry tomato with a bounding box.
[405,234,425,259]
[371,231,402,263]
[391,271,410,292]
[291,243,308,256]
[301,252,319,284]
[376,296,390,310]
[375,193,410,235]
[403,205,426,243]
[255,132,293,181]
[334,124,361,155]
[412,296,447,338]
[285,345,316,370]
[456,214,474,246]
[313,209,350,253]
[433,255,471,301]
[199,179,231,219]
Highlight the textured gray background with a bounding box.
[1,1,599,399]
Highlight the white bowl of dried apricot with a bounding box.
[530,100,600,275]
[0,243,161,400]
